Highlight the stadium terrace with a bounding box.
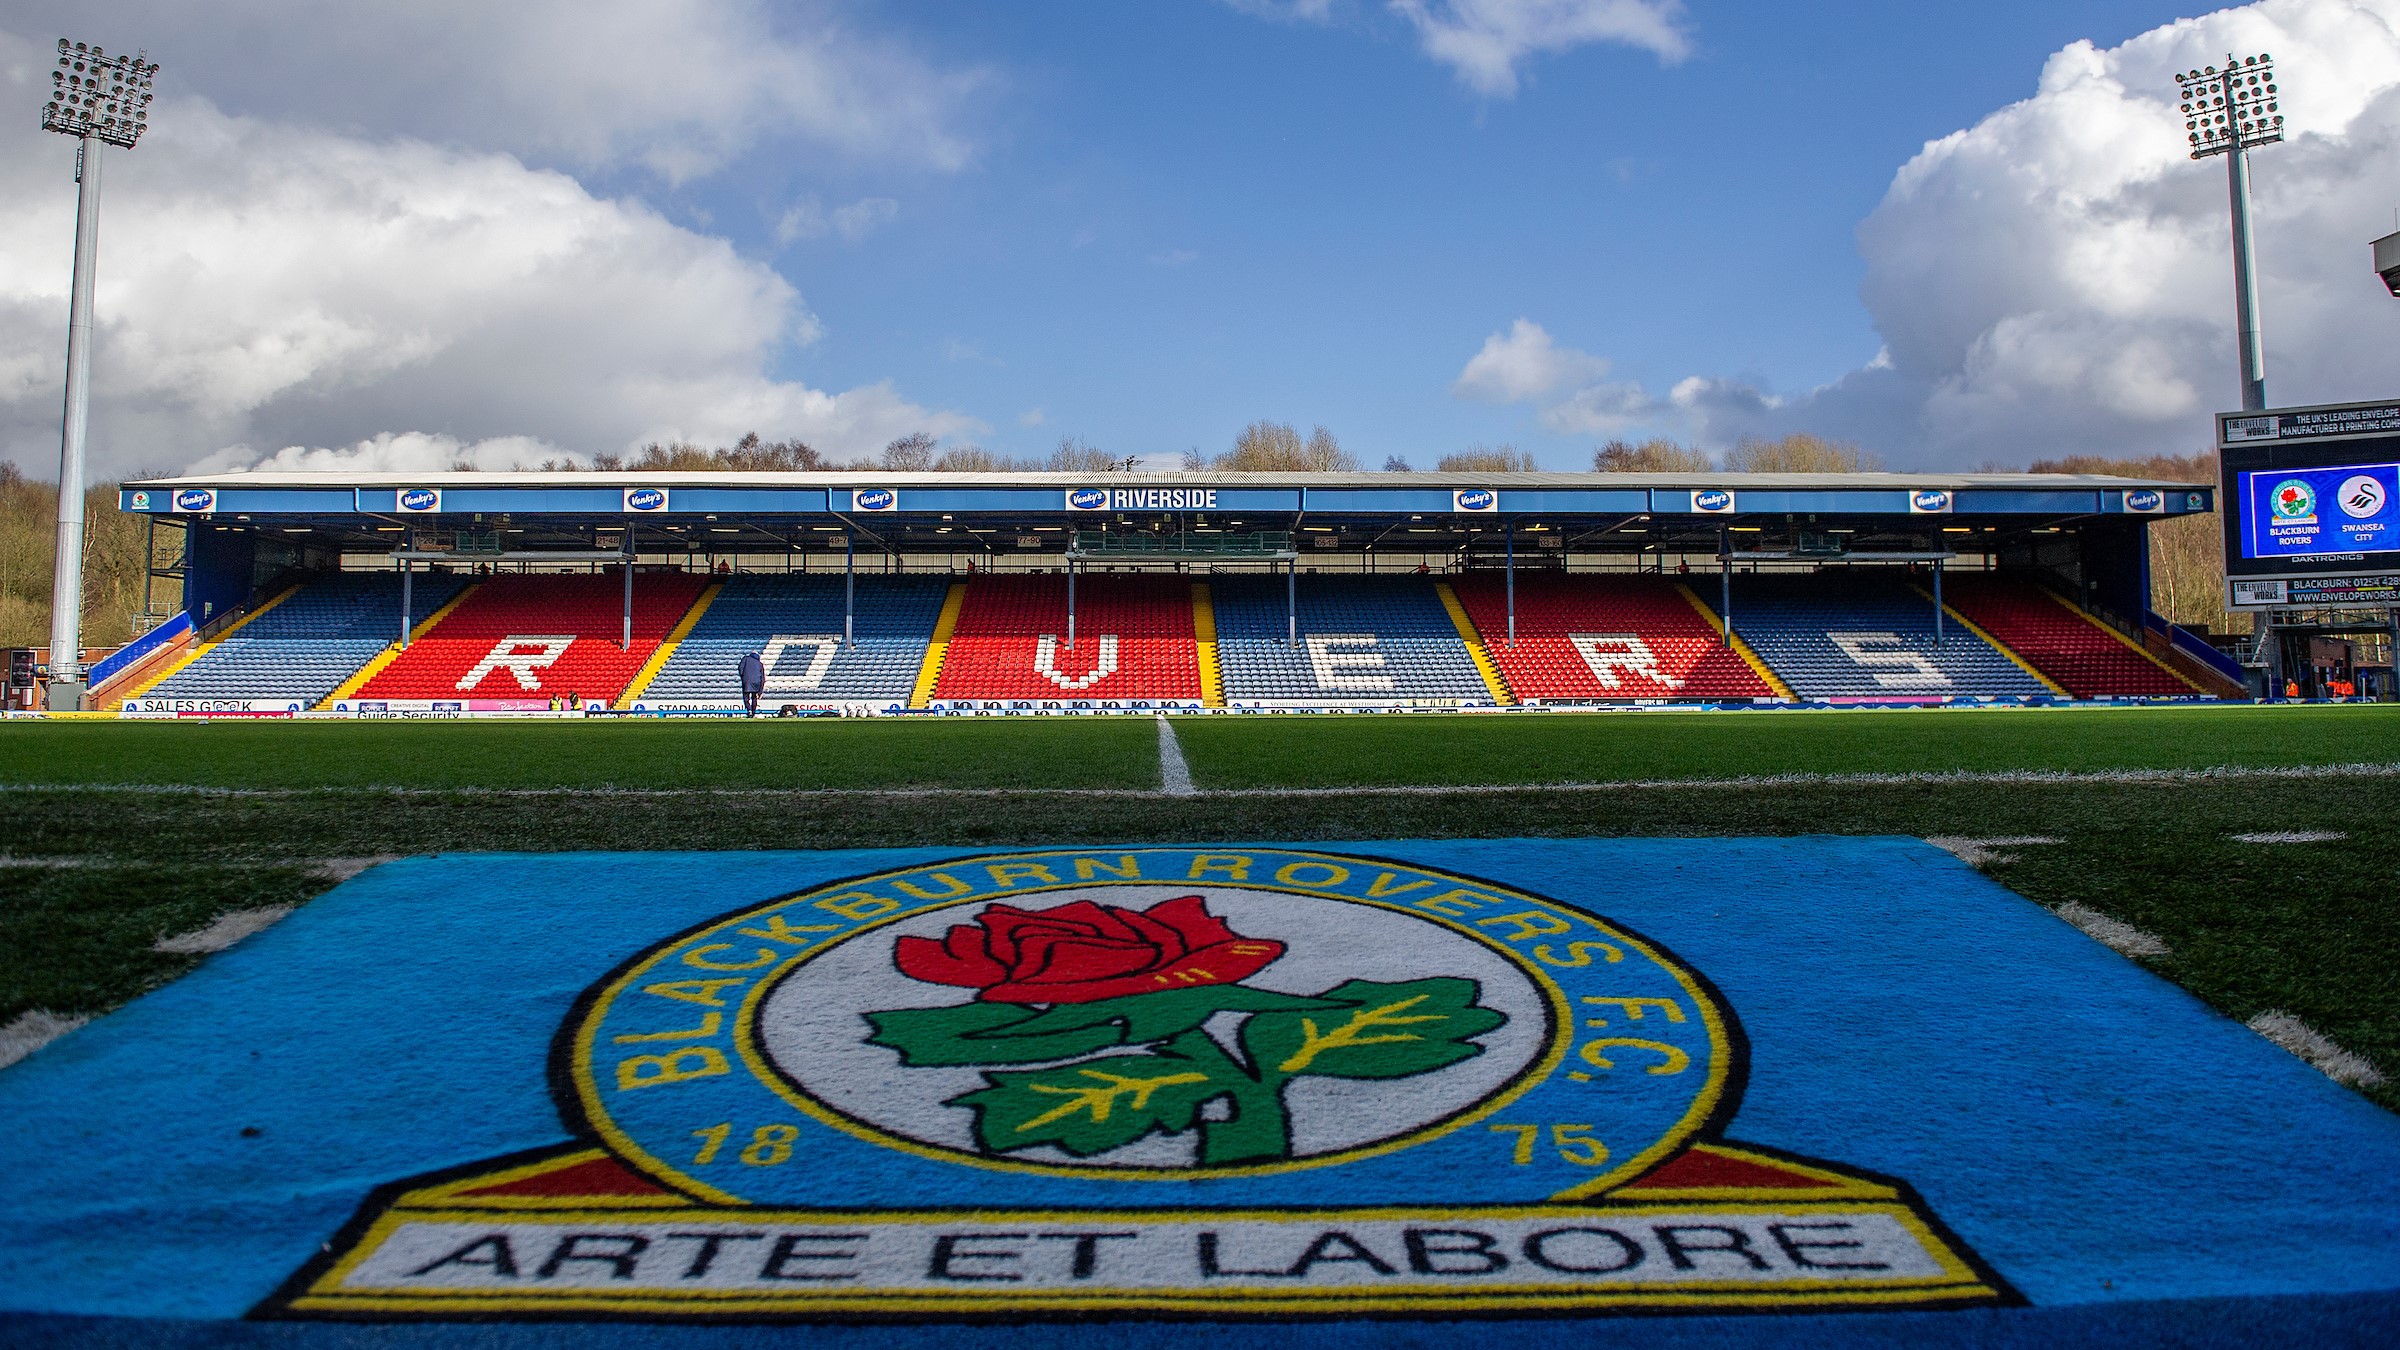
[94,468,2242,716]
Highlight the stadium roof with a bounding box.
[119,467,2212,562]
[122,468,2202,491]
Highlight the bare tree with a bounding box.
[933,444,1010,471]
[1047,436,1121,474]
[2030,449,2233,634]
[1382,454,1413,472]
[1217,421,1357,471]
[1592,438,1713,472]
[1720,433,1882,473]
[882,432,938,472]
[1439,444,1539,473]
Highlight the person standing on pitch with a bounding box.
[739,650,766,717]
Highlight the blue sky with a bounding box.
[679,0,2206,466]
[6,0,2398,476]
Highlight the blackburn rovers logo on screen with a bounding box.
[172,488,211,513]
[129,490,151,509]
[1908,490,1952,514]
[1453,488,1497,512]
[1065,487,1110,511]
[852,488,897,512]
[398,487,441,513]
[624,488,669,513]
[1691,489,1735,514]
[2273,479,2317,524]
[266,848,2008,1323]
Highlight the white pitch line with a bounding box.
[2230,829,2348,844]
[5,759,2400,800]
[2049,902,2171,959]
[1155,717,1196,797]
[0,1010,89,1072]
[2247,1010,2388,1088]
[1925,836,2063,868]
[154,905,296,955]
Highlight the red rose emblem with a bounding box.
[893,895,1284,1004]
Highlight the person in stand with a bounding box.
[2285,678,2301,700]
[739,649,766,717]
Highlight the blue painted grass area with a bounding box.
[0,840,2394,1341]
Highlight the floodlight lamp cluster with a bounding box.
[42,38,157,149]
[2175,53,2281,160]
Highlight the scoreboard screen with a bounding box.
[2220,400,2400,605]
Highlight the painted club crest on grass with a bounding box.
[265,847,2011,1321]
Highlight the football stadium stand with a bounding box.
[1450,573,1779,702]
[97,465,2238,713]
[355,572,709,704]
[1213,575,1491,704]
[1942,575,2196,698]
[139,572,473,707]
[929,573,1203,704]
[1715,572,2051,700]
[636,575,948,706]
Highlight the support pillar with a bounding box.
[1932,563,1944,644]
[1067,556,1078,651]
[844,533,855,649]
[621,536,634,651]
[1505,521,1516,648]
[399,536,414,650]
[1286,558,1297,646]
[1718,528,1732,647]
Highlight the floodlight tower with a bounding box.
[38,39,156,711]
[2175,54,2284,412]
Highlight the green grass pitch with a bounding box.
[3,703,2395,1114]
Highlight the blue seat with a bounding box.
[641,575,948,704]
[1211,575,1490,703]
[148,572,471,704]
[1711,573,2048,699]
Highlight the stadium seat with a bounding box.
[1451,573,1776,701]
[145,571,472,705]
[1940,575,2195,698]
[1212,575,1490,704]
[640,574,948,705]
[931,573,1200,702]
[356,572,709,703]
[1714,572,2050,700]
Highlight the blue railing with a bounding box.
[86,611,192,689]
[2146,610,2244,687]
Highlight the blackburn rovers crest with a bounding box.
[265,848,2009,1320]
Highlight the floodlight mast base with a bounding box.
[45,133,101,712]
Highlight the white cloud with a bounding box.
[60,0,985,181]
[1220,0,1341,20]
[775,195,901,245]
[0,56,979,477]
[1452,319,1612,402]
[1389,0,1690,97]
[1018,408,1049,427]
[185,433,572,475]
[1496,0,2400,466]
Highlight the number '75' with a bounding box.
[1488,1123,1609,1167]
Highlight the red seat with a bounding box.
[932,575,1201,701]
[1450,575,1774,701]
[1939,576,2192,698]
[357,573,708,703]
